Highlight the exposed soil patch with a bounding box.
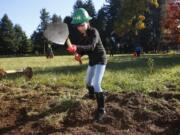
[0,85,179,135]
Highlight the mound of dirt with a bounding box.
[0,85,180,135]
[61,92,180,135]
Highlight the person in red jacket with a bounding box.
[67,8,107,122]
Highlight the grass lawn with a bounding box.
[0,54,180,93]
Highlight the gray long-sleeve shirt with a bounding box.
[75,27,107,66]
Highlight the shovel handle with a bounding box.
[66,38,72,47]
[66,38,82,65]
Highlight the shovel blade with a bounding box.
[44,22,69,45]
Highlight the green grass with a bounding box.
[0,54,180,93]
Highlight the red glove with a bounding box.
[67,45,77,54]
[74,53,82,63]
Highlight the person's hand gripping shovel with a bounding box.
[43,22,82,64]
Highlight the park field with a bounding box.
[0,54,180,92]
[0,54,180,135]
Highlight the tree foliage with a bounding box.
[162,1,180,44]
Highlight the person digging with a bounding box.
[66,8,107,122]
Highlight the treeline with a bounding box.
[0,0,168,55]
[0,14,32,55]
[0,11,62,55]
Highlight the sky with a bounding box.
[0,0,106,37]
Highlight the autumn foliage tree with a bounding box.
[162,1,180,45]
[113,0,159,36]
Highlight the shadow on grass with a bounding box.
[107,55,180,71]
[28,55,180,79]
[34,64,87,75]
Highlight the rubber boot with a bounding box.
[95,92,106,122]
[83,85,95,100]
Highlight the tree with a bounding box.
[104,0,160,36]
[114,0,146,35]
[162,1,180,46]
[51,14,62,23]
[94,6,109,48]
[105,0,122,33]
[31,30,44,54]
[101,0,161,53]
[22,38,33,54]
[73,0,85,12]
[137,2,161,52]
[96,6,108,33]
[39,8,50,31]
[0,14,17,55]
[14,24,32,54]
[84,0,96,18]
[31,8,50,54]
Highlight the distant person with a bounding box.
[135,46,142,57]
[105,37,111,55]
[46,44,54,59]
[117,43,121,53]
[110,36,116,57]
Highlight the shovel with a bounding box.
[43,22,82,64]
